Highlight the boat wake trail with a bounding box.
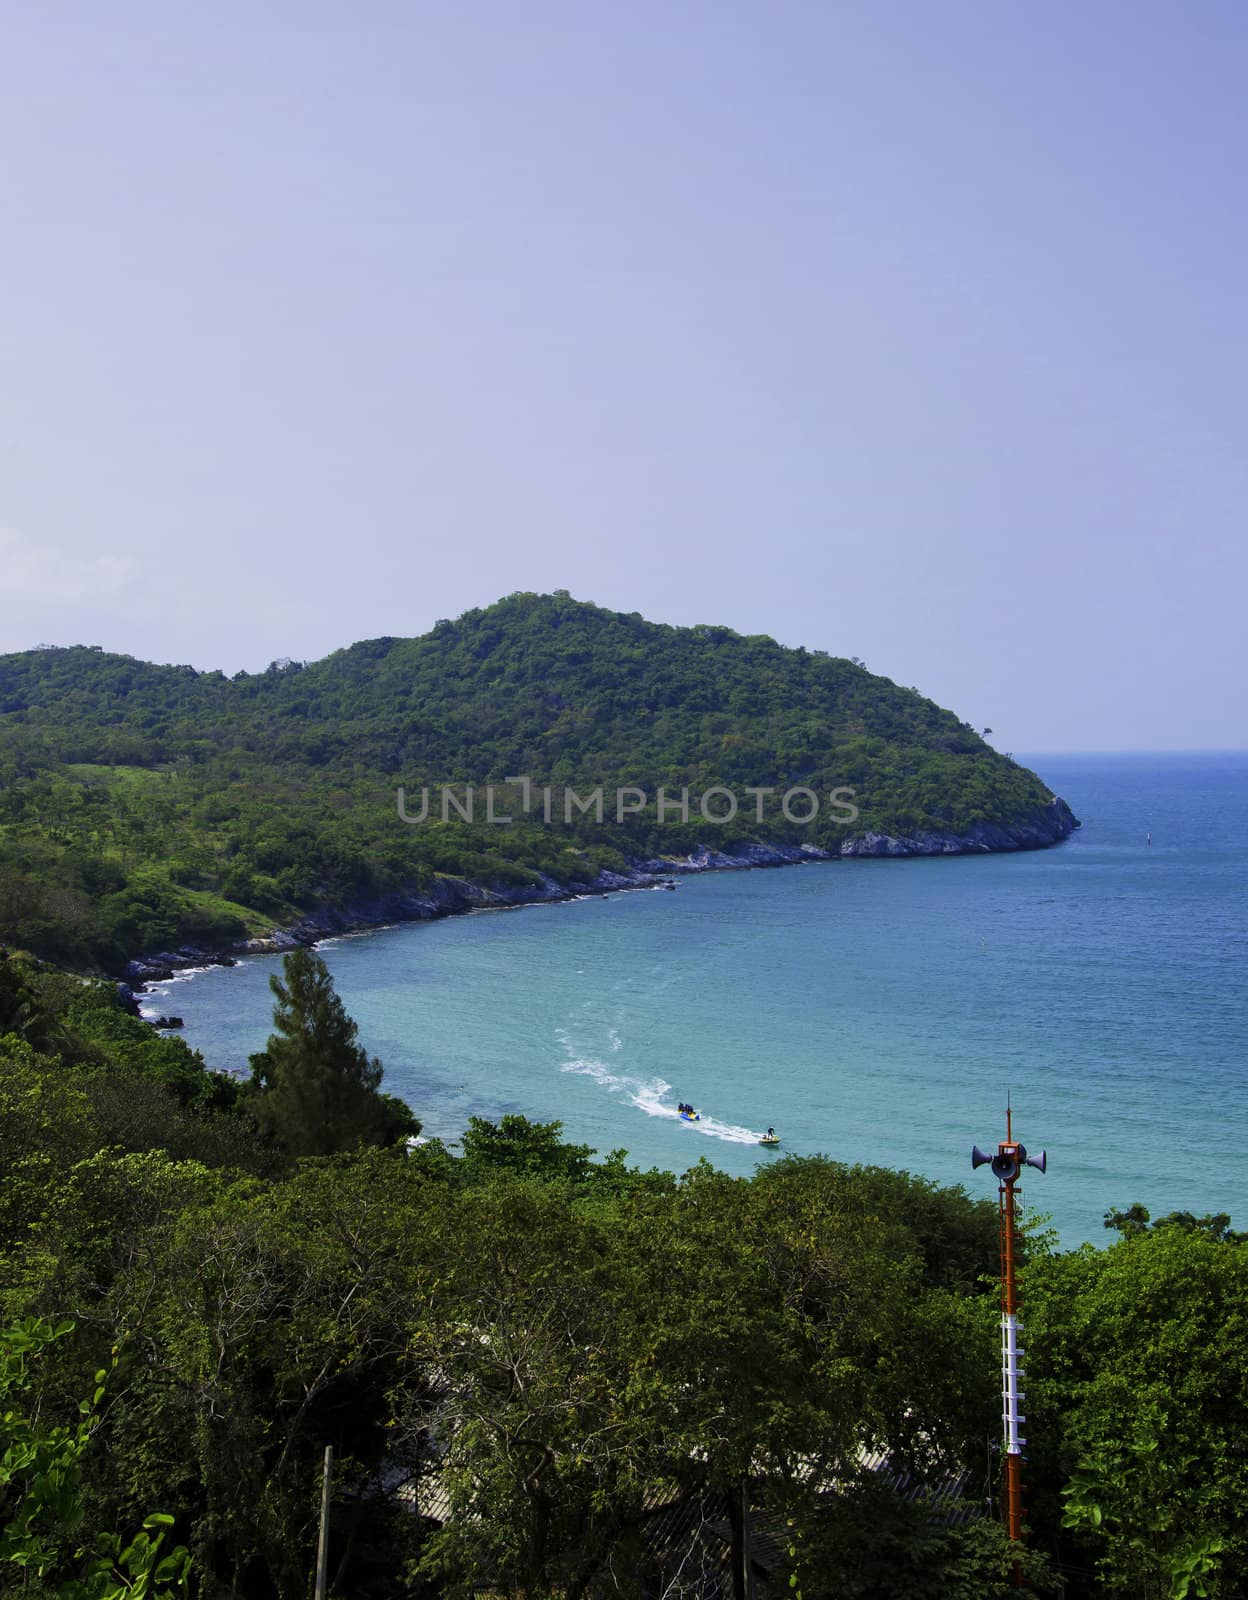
[559,1056,762,1145]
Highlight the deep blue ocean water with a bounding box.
[150,753,1248,1245]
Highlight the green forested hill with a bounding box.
[0,592,1073,970]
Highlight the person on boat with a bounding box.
[766,1127,775,1139]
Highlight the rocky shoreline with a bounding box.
[121,797,1079,996]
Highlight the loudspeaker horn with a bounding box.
[971,1145,993,1170]
[1025,1150,1047,1174]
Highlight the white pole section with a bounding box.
[1000,1312,1025,1454]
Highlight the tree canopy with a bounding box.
[2,948,1244,1597]
[248,949,419,1157]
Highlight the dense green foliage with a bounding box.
[0,1319,191,1598]
[0,592,1064,969]
[247,950,419,1156]
[2,952,1244,1598]
[1024,1218,1248,1597]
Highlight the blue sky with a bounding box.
[2,2,1245,750]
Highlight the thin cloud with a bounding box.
[0,527,133,603]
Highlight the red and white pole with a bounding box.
[972,1107,1046,1561]
[999,1119,1025,1544]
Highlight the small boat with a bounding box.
[661,879,678,890]
[679,1108,700,1122]
[759,1132,781,1147]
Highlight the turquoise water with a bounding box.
[150,753,1248,1245]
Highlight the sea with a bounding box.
[145,752,1248,1246]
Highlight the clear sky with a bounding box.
[2,2,1245,751]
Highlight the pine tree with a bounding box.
[249,948,419,1156]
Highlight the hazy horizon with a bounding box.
[3,3,1245,753]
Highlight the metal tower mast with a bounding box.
[972,1106,1046,1548]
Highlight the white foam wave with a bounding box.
[682,1112,766,1146]
[629,1076,676,1119]
[146,964,220,987]
[560,1057,625,1091]
[635,1085,761,1144]
[556,1027,762,1145]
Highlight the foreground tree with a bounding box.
[0,1319,191,1599]
[249,950,418,1157]
[789,1476,1058,1599]
[1025,1222,1248,1598]
[95,1151,440,1598]
[398,1156,1002,1600]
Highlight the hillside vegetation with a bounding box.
[0,592,1070,970]
[2,949,1243,1599]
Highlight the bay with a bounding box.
[149,752,1248,1245]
